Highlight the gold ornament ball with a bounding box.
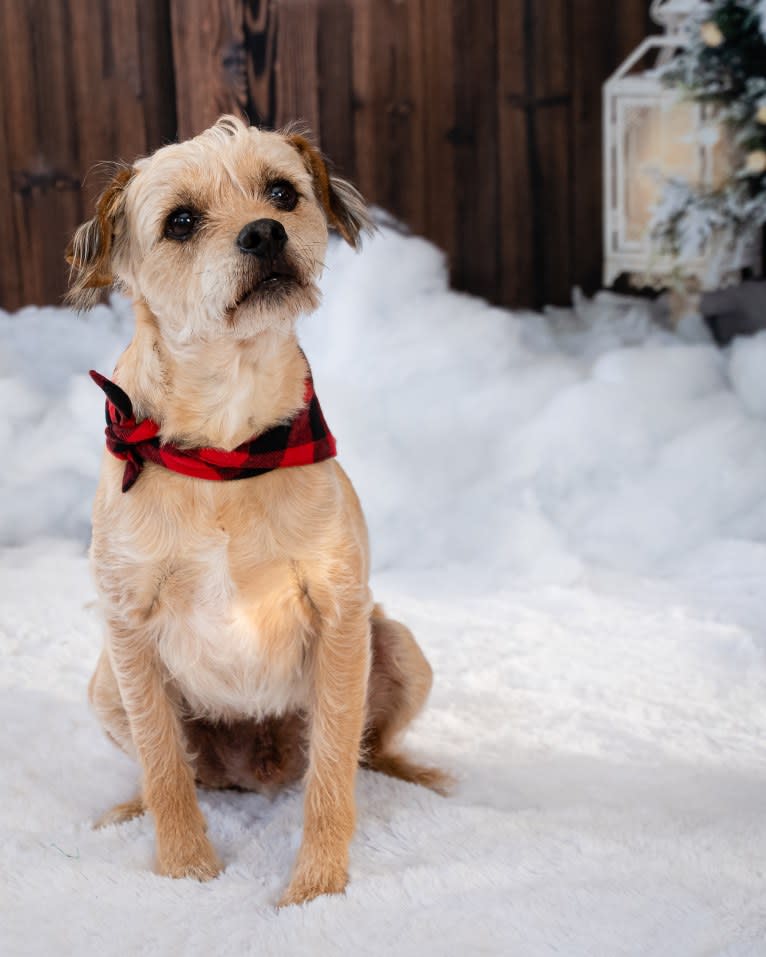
[757,103,766,125]
[745,150,766,174]
[700,21,725,46]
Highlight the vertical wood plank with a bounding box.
[0,3,22,308]
[315,0,355,176]
[615,0,656,62]
[349,0,425,228]
[170,0,247,139]
[451,0,499,301]
[273,0,320,132]
[382,0,424,228]
[0,133,20,310]
[417,0,456,266]
[243,0,279,127]
[2,0,82,305]
[137,0,178,148]
[533,0,573,306]
[532,0,570,98]
[497,0,534,307]
[347,0,374,198]
[536,103,573,304]
[405,0,428,236]
[499,0,574,308]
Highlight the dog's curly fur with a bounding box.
[72,116,447,906]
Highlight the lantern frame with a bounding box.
[602,33,762,289]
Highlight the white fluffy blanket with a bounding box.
[2,229,765,956]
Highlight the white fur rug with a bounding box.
[2,229,765,955]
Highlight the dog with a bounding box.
[66,115,446,907]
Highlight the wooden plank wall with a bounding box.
[0,0,654,312]
[0,0,176,309]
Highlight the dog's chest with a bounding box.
[155,537,315,721]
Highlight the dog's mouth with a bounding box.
[225,268,304,319]
[240,271,298,300]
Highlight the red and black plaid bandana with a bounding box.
[90,369,337,493]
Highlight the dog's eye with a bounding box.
[165,208,199,240]
[267,181,298,212]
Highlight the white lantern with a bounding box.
[602,0,761,290]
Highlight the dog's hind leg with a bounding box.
[89,648,135,756]
[183,712,308,795]
[89,650,147,827]
[361,606,453,796]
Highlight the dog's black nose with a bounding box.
[237,219,287,258]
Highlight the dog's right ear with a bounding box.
[287,134,373,249]
[66,167,134,310]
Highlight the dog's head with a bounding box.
[66,116,372,341]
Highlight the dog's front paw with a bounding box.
[278,861,348,907]
[156,833,223,882]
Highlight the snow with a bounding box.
[729,329,766,418]
[2,226,766,955]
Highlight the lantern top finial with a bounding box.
[650,0,700,33]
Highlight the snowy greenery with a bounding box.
[652,0,766,267]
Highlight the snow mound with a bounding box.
[729,329,766,418]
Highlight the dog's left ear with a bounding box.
[65,166,134,310]
[288,134,373,249]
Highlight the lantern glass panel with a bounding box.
[621,96,699,246]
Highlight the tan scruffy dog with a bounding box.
[67,115,447,907]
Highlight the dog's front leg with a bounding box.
[108,624,222,881]
[279,589,371,907]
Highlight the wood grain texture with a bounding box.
[536,102,573,305]
[0,0,176,309]
[315,0,355,178]
[0,0,78,305]
[350,0,424,228]
[244,0,279,126]
[533,0,570,99]
[533,1,573,306]
[451,0,499,301]
[497,0,533,306]
[170,0,247,138]
[417,0,456,264]
[0,0,660,310]
[0,68,20,310]
[273,0,320,132]
[572,0,656,296]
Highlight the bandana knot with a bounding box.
[90,369,336,493]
